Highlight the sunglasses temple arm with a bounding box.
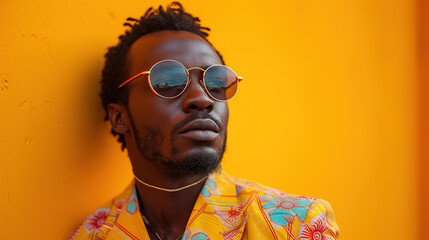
[117,71,150,88]
[237,76,243,82]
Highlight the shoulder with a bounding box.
[226,175,340,239]
[226,174,309,200]
[69,182,134,240]
[298,198,340,239]
[69,202,113,240]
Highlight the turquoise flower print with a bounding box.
[261,194,312,226]
[182,230,210,240]
[189,233,210,240]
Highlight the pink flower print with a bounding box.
[298,212,332,240]
[84,208,110,233]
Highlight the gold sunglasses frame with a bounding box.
[117,59,243,102]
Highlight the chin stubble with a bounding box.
[128,113,226,177]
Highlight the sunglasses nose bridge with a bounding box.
[182,69,215,101]
[186,68,205,87]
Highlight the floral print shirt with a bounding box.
[71,171,339,240]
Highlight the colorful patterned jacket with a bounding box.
[71,171,339,240]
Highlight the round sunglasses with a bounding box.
[117,59,243,102]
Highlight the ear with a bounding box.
[107,103,130,134]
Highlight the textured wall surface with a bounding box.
[0,0,419,239]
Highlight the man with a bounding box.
[71,2,339,240]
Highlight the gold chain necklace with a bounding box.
[134,175,207,192]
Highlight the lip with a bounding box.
[178,118,220,141]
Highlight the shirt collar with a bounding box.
[112,171,248,239]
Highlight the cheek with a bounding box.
[129,101,174,130]
[215,103,229,133]
[128,99,178,156]
[128,89,181,141]
[128,86,166,123]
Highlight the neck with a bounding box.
[131,156,208,240]
[135,174,207,192]
[127,141,211,239]
[135,174,206,240]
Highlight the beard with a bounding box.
[129,114,226,178]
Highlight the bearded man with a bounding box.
[71,3,340,240]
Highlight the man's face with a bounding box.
[124,30,229,177]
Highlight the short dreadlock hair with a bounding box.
[100,2,224,150]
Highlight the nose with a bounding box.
[182,72,215,113]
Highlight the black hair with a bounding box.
[100,2,224,150]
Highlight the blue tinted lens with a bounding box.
[204,65,238,101]
[149,61,188,98]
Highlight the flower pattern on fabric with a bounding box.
[299,212,333,240]
[261,194,312,226]
[190,233,210,240]
[83,208,110,233]
[71,172,339,240]
[182,230,210,240]
[213,202,249,240]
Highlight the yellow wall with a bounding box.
[418,0,429,238]
[0,0,418,239]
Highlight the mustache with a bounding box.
[172,112,223,135]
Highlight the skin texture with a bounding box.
[107,30,229,240]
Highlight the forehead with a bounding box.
[126,30,222,76]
